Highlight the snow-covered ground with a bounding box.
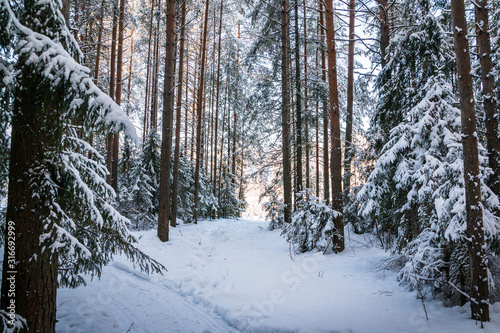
[56,219,500,333]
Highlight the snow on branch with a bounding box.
[0,0,138,144]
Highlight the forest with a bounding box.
[1,0,500,332]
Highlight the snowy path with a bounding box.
[56,261,239,333]
[56,219,500,333]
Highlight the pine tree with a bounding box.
[0,1,163,331]
[128,132,161,229]
[451,0,490,322]
[324,0,344,252]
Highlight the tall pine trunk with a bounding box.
[303,0,310,191]
[324,0,344,252]
[281,0,292,224]
[171,0,187,228]
[112,0,126,192]
[106,0,118,185]
[143,0,156,141]
[213,0,223,198]
[1,71,59,333]
[475,0,500,200]
[157,0,176,241]
[377,0,390,68]
[294,0,303,198]
[193,0,211,223]
[319,2,329,204]
[344,0,355,199]
[451,0,489,322]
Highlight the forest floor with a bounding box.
[55,219,500,333]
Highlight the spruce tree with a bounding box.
[0,1,163,331]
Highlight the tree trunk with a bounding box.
[281,0,292,224]
[61,0,70,26]
[1,74,59,333]
[324,0,344,252]
[451,0,489,322]
[184,41,189,152]
[93,0,105,85]
[294,0,303,198]
[218,80,230,213]
[171,0,187,228]
[315,30,320,198]
[475,0,500,201]
[106,0,118,185]
[143,0,156,141]
[193,0,211,224]
[213,0,223,197]
[303,0,310,191]
[127,33,134,102]
[151,21,160,132]
[157,0,176,241]
[378,0,390,68]
[111,0,126,193]
[344,0,355,199]
[319,1,329,204]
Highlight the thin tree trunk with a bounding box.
[294,0,303,197]
[151,20,160,132]
[106,0,118,185]
[191,28,203,161]
[239,122,245,209]
[451,0,489,322]
[93,0,105,85]
[344,0,355,199]
[143,0,156,141]
[218,79,229,213]
[315,29,320,197]
[184,41,189,152]
[303,0,310,191]
[378,0,390,68]
[319,2,329,204]
[112,0,126,193]
[281,0,292,224]
[232,22,241,183]
[171,0,187,228]
[157,0,176,241]
[475,0,500,200]
[213,0,223,197]
[325,0,344,252]
[194,0,211,224]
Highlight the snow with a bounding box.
[55,219,500,333]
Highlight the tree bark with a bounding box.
[151,20,160,132]
[193,0,211,223]
[157,0,176,241]
[344,0,355,199]
[1,71,59,333]
[93,0,105,85]
[281,0,292,224]
[451,0,489,322]
[143,0,156,141]
[319,1,329,204]
[324,0,344,252]
[315,35,320,197]
[294,0,303,198]
[106,0,118,185]
[303,0,310,191]
[171,0,187,228]
[475,0,500,201]
[377,0,390,68]
[213,0,223,197]
[111,0,126,193]
[61,0,70,27]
